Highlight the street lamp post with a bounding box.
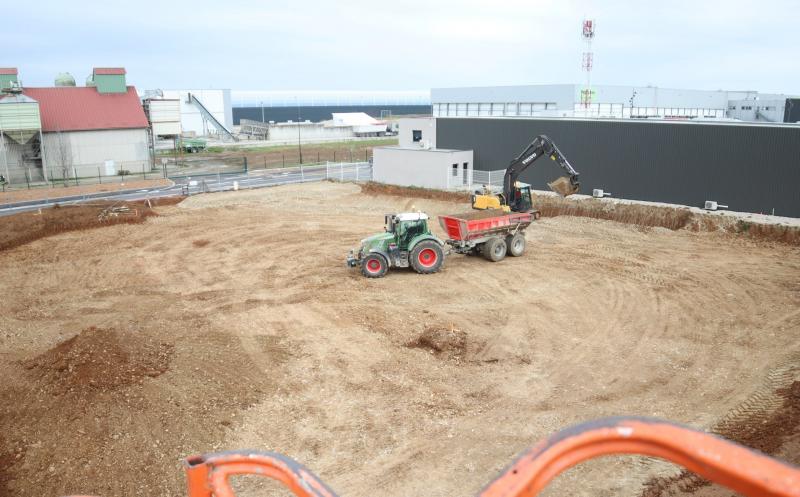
[296,98,303,164]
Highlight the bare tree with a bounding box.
[52,129,72,184]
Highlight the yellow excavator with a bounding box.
[472,134,580,212]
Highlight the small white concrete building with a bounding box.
[373,117,473,190]
[373,147,474,190]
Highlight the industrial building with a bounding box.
[239,112,390,142]
[373,118,473,190]
[140,89,234,140]
[432,84,797,123]
[0,67,150,184]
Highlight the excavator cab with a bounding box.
[511,182,533,212]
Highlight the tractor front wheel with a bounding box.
[410,241,444,274]
[361,253,388,278]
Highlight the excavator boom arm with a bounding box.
[503,135,580,201]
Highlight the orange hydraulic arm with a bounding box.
[478,416,799,497]
[68,416,800,497]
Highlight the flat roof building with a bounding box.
[432,84,797,123]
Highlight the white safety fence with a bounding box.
[324,161,371,182]
[170,161,372,197]
[471,169,505,190]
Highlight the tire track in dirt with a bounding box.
[638,350,800,497]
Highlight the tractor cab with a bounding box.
[385,212,430,249]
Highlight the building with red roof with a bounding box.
[0,67,151,184]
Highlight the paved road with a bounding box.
[0,163,370,217]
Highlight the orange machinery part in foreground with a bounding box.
[69,416,800,497]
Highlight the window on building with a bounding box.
[452,164,459,177]
[463,162,469,185]
[412,130,422,142]
[741,106,752,110]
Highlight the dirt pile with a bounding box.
[360,181,470,202]
[24,327,173,397]
[533,194,695,230]
[406,324,467,359]
[0,198,183,252]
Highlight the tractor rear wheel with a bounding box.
[483,237,507,262]
[361,253,388,278]
[506,233,526,257]
[410,241,444,274]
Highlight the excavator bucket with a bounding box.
[547,176,579,197]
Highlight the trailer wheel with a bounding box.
[506,233,526,257]
[483,237,507,262]
[361,253,388,278]
[410,241,444,274]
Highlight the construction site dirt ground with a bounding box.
[0,182,798,497]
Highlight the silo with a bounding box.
[55,72,76,87]
[0,89,43,183]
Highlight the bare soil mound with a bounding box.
[406,324,468,359]
[360,181,470,202]
[0,198,182,252]
[24,327,173,396]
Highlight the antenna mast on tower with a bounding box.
[581,19,595,110]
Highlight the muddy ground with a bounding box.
[0,182,798,497]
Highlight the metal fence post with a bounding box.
[98,167,102,184]
[74,167,79,186]
[340,163,344,181]
[356,163,359,181]
[143,164,146,180]
[301,164,304,181]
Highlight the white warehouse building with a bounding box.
[432,84,795,123]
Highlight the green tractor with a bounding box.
[347,212,445,278]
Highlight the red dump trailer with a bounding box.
[438,209,536,262]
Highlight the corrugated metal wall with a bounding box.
[437,118,800,217]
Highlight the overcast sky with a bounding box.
[5,0,798,96]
